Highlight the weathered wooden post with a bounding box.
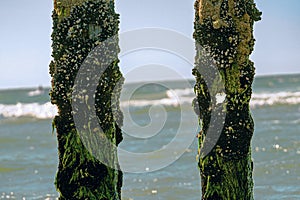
[193,0,261,199]
[49,0,123,199]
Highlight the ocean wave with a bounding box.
[251,92,300,107]
[27,87,45,97]
[166,88,194,98]
[123,90,300,108]
[121,97,192,107]
[0,91,299,119]
[0,102,58,119]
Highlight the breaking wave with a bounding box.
[0,90,299,119]
[251,91,300,107]
[0,102,58,119]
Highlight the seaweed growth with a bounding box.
[193,0,261,199]
[49,0,123,199]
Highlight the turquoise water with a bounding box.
[0,74,300,199]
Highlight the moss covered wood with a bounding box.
[193,0,261,199]
[49,0,123,199]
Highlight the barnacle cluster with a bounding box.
[54,0,88,20]
[49,0,123,199]
[193,0,261,198]
[193,0,261,159]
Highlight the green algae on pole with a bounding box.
[49,0,123,199]
[193,0,261,199]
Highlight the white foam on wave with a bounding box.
[0,102,58,119]
[121,97,192,107]
[121,88,194,108]
[121,89,300,108]
[166,88,194,98]
[0,90,299,119]
[251,91,300,107]
[27,88,44,97]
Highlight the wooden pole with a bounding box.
[50,0,123,199]
[193,0,261,199]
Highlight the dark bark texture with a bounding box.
[193,0,261,199]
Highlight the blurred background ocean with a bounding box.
[0,73,299,200]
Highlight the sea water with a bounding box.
[0,74,299,199]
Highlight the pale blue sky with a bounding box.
[0,0,299,88]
